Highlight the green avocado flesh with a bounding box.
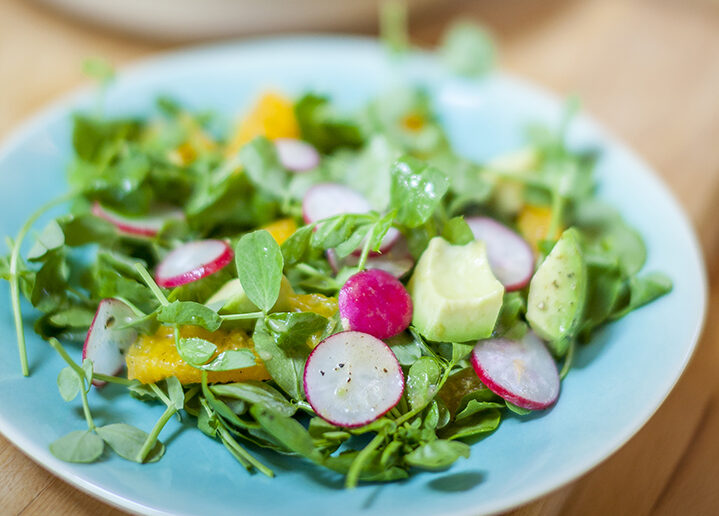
[526,228,587,355]
[408,237,505,343]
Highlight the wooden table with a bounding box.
[1,0,718,514]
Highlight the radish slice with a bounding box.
[329,237,414,279]
[304,331,404,428]
[275,138,320,172]
[465,217,534,291]
[346,237,414,278]
[303,183,400,253]
[303,183,371,224]
[155,239,233,288]
[470,332,560,410]
[92,202,185,238]
[83,299,138,387]
[339,269,413,339]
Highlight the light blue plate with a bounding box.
[0,37,706,516]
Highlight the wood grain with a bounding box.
[0,0,717,514]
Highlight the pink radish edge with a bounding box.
[92,201,184,238]
[155,239,234,288]
[469,335,560,410]
[465,216,534,292]
[303,331,405,428]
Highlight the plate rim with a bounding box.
[0,34,708,516]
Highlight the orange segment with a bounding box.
[262,218,298,245]
[227,92,299,155]
[126,326,270,385]
[517,204,560,251]
[288,293,338,319]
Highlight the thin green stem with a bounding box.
[10,192,77,375]
[93,373,136,386]
[218,426,274,478]
[219,312,264,321]
[48,338,84,377]
[345,430,386,489]
[137,404,176,462]
[110,296,147,318]
[48,338,97,430]
[79,381,96,431]
[150,383,172,407]
[134,263,169,306]
[559,340,576,380]
[355,227,374,272]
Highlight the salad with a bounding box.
[0,48,672,488]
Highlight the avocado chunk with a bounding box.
[408,237,505,343]
[207,276,293,317]
[526,228,587,355]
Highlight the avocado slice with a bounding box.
[526,228,587,355]
[408,237,504,343]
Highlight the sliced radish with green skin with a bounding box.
[155,239,233,288]
[470,332,560,410]
[83,299,138,387]
[302,182,400,254]
[304,331,404,428]
[465,216,534,291]
[274,138,320,172]
[338,269,413,339]
[92,201,185,238]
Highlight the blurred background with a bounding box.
[1,0,718,514]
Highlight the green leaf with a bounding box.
[166,376,185,410]
[81,359,93,388]
[295,94,364,154]
[235,230,284,313]
[239,136,289,197]
[386,332,422,366]
[441,408,502,440]
[611,272,673,321]
[405,440,470,470]
[440,20,495,77]
[49,307,96,329]
[250,405,322,462]
[158,301,222,331]
[211,381,296,417]
[252,324,307,400]
[96,423,164,463]
[456,399,505,420]
[27,220,65,261]
[57,367,81,402]
[335,224,371,259]
[311,214,372,250]
[390,155,449,228]
[442,217,474,245]
[281,224,314,265]
[406,357,442,410]
[265,312,328,350]
[201,349,256,371]
[178,337,217,366]
[49,430,104,463]
[505,401,533,416]
[450,342,474,364]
